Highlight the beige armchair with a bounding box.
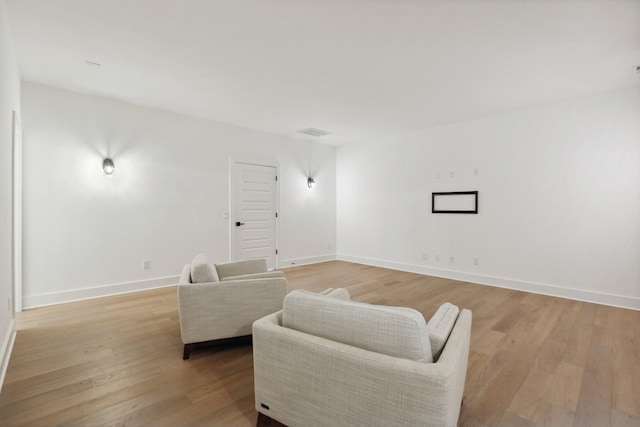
[253,289,471,427]
[178,255,287,359]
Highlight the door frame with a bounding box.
[228,156,280,268]
[11,111,22,314]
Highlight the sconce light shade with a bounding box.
[307,177,316,189]
[103,158,115,175]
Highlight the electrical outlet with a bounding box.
[143,260,151,270]
[450,256,455,264]
[435,255,440,262]
[328,243,332,250]
[474,257,479,266]
[421,252,429,261]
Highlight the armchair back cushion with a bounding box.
[190,253,219,283]
[215,258,267,280]
[282,290,432,363]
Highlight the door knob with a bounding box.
[236,221,245,227]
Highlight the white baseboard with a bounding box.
[19,255,639,311]
[0,320,16,393]
[22,275,180,309]
[279,254,336,269]
[336,254,640,311]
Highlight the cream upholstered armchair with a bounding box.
[178,254,287,359]
[253,288,472,427]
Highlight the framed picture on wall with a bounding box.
[432,191,478,214]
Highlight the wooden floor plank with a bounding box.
[535,404,576,427]
[545,362,584,412]
[0,261,637,426]
[572,344,613,427]
[507,367,554,423]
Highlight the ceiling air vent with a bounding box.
[297,128,332,137]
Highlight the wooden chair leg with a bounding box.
[182,335,252,360]
[256,412,273,427]
[183,343,197,360]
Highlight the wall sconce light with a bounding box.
[103,158,115,175]
[307,177,316,189]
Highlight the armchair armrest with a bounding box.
[179,264,191,285]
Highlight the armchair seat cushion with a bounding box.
[318,287,351,301]
[282,289,432,363]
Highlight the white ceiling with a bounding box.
[6,0,640,145]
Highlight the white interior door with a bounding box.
[231,162,278,269]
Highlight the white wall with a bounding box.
[21,82,336,308]
[16,63,640,313]
[337,87,640,310]
[0,0,21,388]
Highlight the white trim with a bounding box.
[231,156,279,169]
[279,254,336,269]
[336,254,640,311]
[22,275,179,309]
[11,110,22,313]
[0,320,16,393]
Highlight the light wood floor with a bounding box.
[1,261,639,426]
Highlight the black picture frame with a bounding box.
[432,191,478,214]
